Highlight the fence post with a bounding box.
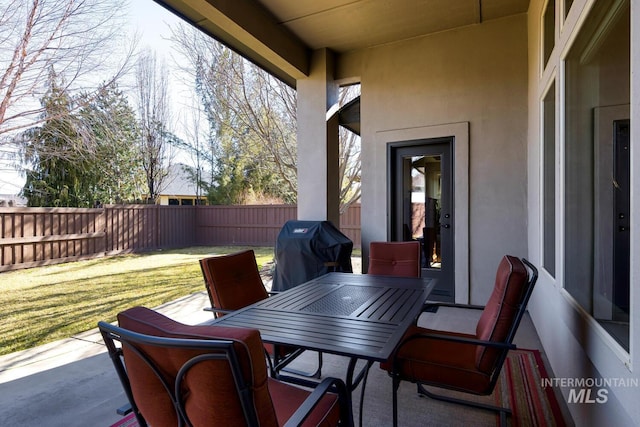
[155,204,160,249]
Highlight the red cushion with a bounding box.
[380,325,493,394]
[475,255,528,373]
[380,256,530,395]
[268,378,341,426]
[117,306,278,427]
[200,249,268,312]
[200,252,301,361]
[368,241,421,277]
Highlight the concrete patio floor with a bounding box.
[0,292,213,426]
[0,286,572,426]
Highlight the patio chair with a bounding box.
[99,306,353,427]
[200,249,322,378]
[380,255,538,426]
[368,241,421,277]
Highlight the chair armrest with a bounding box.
[422,302,485,313]
[400,331,517,351]
[283,377,351,427]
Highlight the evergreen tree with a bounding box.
[21,74,146,207]
[171,25,362,207]
[78,82,144,204]
[193,45,289,205]
[21,69,94,207]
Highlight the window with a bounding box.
[543,82,556,277]
[543,0,556,68]
[564,0,629,350]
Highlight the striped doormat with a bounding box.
[496,349,566,426]
[109,412,137,427]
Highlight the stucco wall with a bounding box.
[344,14,529,304]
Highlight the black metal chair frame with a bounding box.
[200,257,323,379]
[99,321,351,427]
[388,258,538,427]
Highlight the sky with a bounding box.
[129,1,182,62]
[0,0,187,196]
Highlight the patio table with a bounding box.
[206,272,436,393]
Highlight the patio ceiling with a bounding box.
[152,0,530,87]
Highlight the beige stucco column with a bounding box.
[296,48,340,225]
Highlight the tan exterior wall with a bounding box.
[343,14,529,304]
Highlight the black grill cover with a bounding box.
[272,220,353,291]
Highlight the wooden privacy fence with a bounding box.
[0,204,361,271]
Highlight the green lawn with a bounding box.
[0,246,274,356]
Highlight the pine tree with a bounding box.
[78,82,144,204]
[21,69,93,207]
[22,74,146,207]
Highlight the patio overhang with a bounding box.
[152,0,530,87]
[339,95,360,136]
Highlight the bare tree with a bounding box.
[170,24,297,202]
[224,62,298,198]
[135,49,174,203]
[0,0,133,136]
[177,98,209,202]
[170,23,361,208]
[338,85,361,212]
[0,0,135,193]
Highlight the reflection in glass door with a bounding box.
[407,155,442,269]
[389,138,454,301]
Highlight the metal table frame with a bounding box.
[207,272,436,391]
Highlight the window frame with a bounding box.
[558,0,631,364]
[541,79,557,279]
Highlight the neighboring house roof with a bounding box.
[160,164,202,197]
